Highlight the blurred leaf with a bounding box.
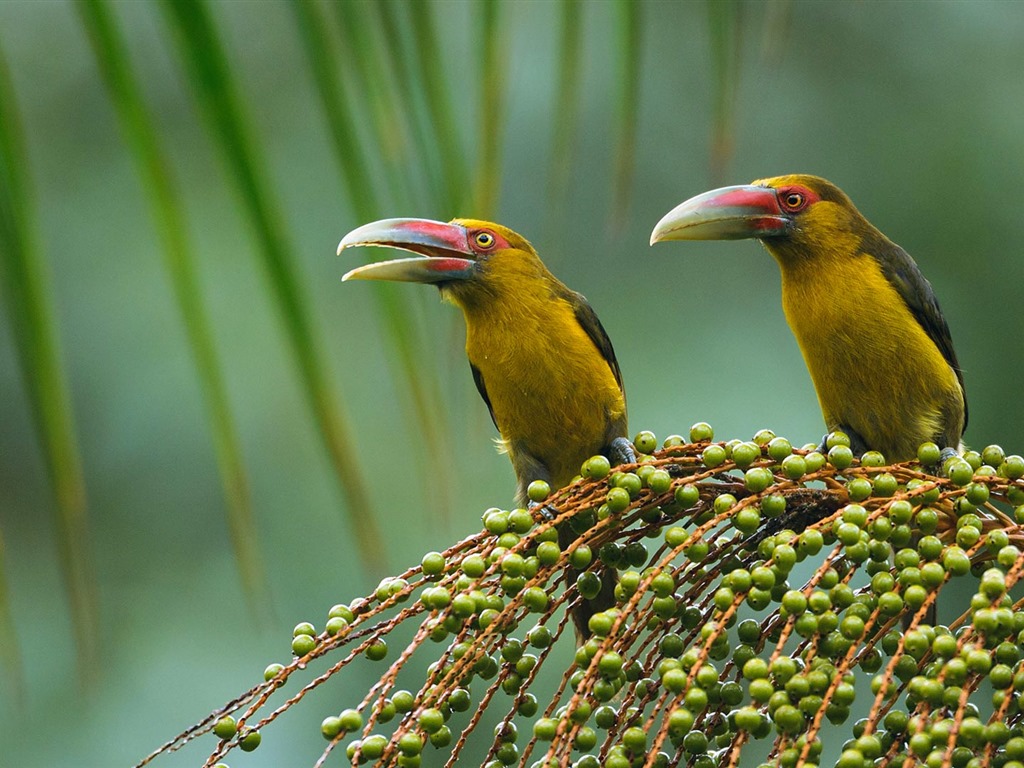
[759,0,791,65]
[158,0,387,571]
[612,0,642,229]
[293,0,456,525]
[404,0,469,214]
[546,0,583,219]
[292,0,382,219]
[471,0,507,218]
[0,529,24,704]
[327,0,424,210]
[78,0,270,614]
[707,0,741,184]
[0,47,98,678]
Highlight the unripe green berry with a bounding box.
[291,634,316,656]
[917,442,941,465]
[263,663,284,681]
[675,483,700,508]
[213,716,237,740]
[633,431,657,454]
[527,480,550,503]
[690,422,714,442]
[828,445,854,469]
[702,444,726,468]
[239,729,261,752]
[582,454,611,480]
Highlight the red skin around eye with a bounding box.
[775,185,821,212]
[470,230,511,252]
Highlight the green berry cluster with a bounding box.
[152,427,1024,768]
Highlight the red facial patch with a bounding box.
[710,187,784,215]
[424,257,475,273]
[468,228,511,254]
[397,219,472,251]
[774,185,820,213]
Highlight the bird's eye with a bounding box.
[779,190,807,211]
[474,231,496,249]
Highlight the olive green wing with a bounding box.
[875,239,968,430]
[561,286,625,395]
[470,362,499,431]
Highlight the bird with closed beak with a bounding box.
[651,174,966,464]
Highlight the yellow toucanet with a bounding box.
[651,174,966,463]
[339,218,635,637]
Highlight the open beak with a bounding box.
[339,218,477,283]
[650,185,791,245]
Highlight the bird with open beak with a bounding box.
[340,217,636,637]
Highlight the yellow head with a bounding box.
[650,173,882,266]
[339,217,553,311]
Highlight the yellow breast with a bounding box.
[461,290,625,489]
[777,251,962,460]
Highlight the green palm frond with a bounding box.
[78,0,270,614]
[158,0,386,571]
[294,0,458,526]
[0,529,24,703]
[707,0,741,183]
[0,45,98,678]
[472,0,507,219]
[612,0,643,229]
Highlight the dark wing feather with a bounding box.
[558,285,625,395]
[873,238,968,430]
[470,362,499,430]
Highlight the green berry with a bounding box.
[733,506,761,534]
[326,616,349,635]
[861,450,886,467]
[690,422,714,442]
[461,554,486,578]
[744,467,773,493]
[648,468,672,494]
[1001,455,1024,479]
[945,458,973,486]
[917,442,941,465]
[675,483,700,508]
[768,437,793,461]
[291,634,316,656]
[365,640,387,661]
[569,545,592,568]
[605,486,631,513]
[702,444,727,468]
[321,715,343,740]
[213,716,237,740]
[781,454,806,479]
[239,729,261,752]
[536,540,560,566]
[263,663,284,681]
[732,441,761,469]
[633,431,658,454]
[828,445,854,470]
[872,473,898,496]
[527,480,550,502]
[582,454,611,480]
[421,551,445,576]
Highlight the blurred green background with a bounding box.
[0,1,1022,765]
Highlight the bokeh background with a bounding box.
[1,1,1022,765]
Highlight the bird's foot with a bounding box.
[528,499,559,522]
[608,436,638,467]
[938,447,959,465]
